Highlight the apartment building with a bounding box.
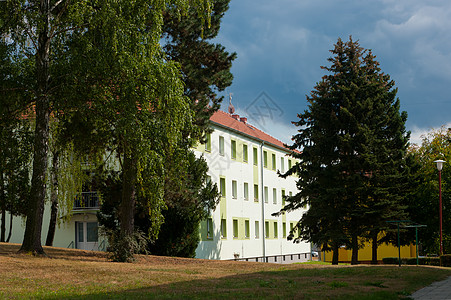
[194,110,310,262]
[5,109,310,262]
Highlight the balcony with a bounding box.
[74,192,100,210]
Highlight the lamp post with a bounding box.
[434,159,445,256]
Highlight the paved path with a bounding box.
[411,275,451,299]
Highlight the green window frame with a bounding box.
[282,222,286,238]
[255,221,260,239]
[244,182,249,201]
[243,144,248,162]
[274,222,278,238]
[272,153,276,170]
[221,219,227,238]
[231,140,236,159]
[207,218,213,239]
[219,136,225,156]
[254,184,259,202]
[205,133,211,152]
[263,151,268,168]
[280,157,284,173]
[264,186,268,203]
[232,180,237,199]
[253,147,258,165]
[265,221,269,238]
[220,177,226,197]
[245,220,250,239]
[273,188,277,204]
[233,219,238,239]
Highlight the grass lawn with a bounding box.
[1,242,450,299]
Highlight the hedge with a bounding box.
[382,257,442,266]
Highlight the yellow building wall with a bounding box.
[324,242,416,263]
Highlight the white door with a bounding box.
[76,221,99,251]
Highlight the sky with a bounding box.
[214,0,451,145]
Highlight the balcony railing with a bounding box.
[74,192,100,209]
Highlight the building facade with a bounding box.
[5,110,310,261]
[194,110,310,262]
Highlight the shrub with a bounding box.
[382,257,400,265]
[440,255,451,267]
[101,228,148,262]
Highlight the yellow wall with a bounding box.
[324,242,416,263]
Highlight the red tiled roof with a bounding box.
[210,110,291,153]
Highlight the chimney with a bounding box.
[232,114,239,120]
[240,117,247,124]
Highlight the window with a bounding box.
[282,189,286,206]
[205,133,211,152]
[273,188,277,204]
[231,140,236,159]
[274,222,278,238]
[244,182,249,201]
[265,221,270,238]
[254,184,259,202]
[87,222,98,243]
[243,144,248,162]
[280,157,285,173]
[220,177,226,197]
[232,180,237,199]
[253,147,258,165]
[219,136,225,156]
[272,153,276,170]
[255,221,260,239]
[264,186,268,203]
[288,159,292,169]
[233,219,238,239]
[207,218,213,239]
[245,220,250,239]
[263,151,268,168]
[221,219,227,238]
[282,222,286,238]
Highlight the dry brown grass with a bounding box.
[1,242,450,299]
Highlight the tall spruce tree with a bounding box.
[278,37,409,265]
[162,0,236,140]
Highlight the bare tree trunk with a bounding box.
[6,212,13,243]
[120,150,137,237]
[19,0,51,255]
[46,151,59,246]
[332,243,339,265]
[351,234,359,265]
[371,231,378,265]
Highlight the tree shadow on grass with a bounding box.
[43,266,451,300]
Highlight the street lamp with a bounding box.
[434,159,445,255]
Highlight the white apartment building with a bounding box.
[194,110,310,262]
[5,109,310,262]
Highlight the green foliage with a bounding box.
[162,0,236,141]
[279,37,410,263]
[146,151,220,257]
[407,127,451,255]
[101,227,148,263]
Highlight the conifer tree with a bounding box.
[278,37,409,264]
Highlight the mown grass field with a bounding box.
[1,243,450,299]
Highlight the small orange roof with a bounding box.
[210,110,292,153]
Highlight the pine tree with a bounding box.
[162,0,236,140]
[279,37,409,264]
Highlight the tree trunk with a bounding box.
[371,231,378,265]
[120,150,137,237]
[0,170,5,242]
[46,151,59,246]
[0,210,5,243]
[332,243,339,265]
[351,234,359,265]
[19,0,51,255]
[6,212,13,243]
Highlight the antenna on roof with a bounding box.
[227,93,235,114]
